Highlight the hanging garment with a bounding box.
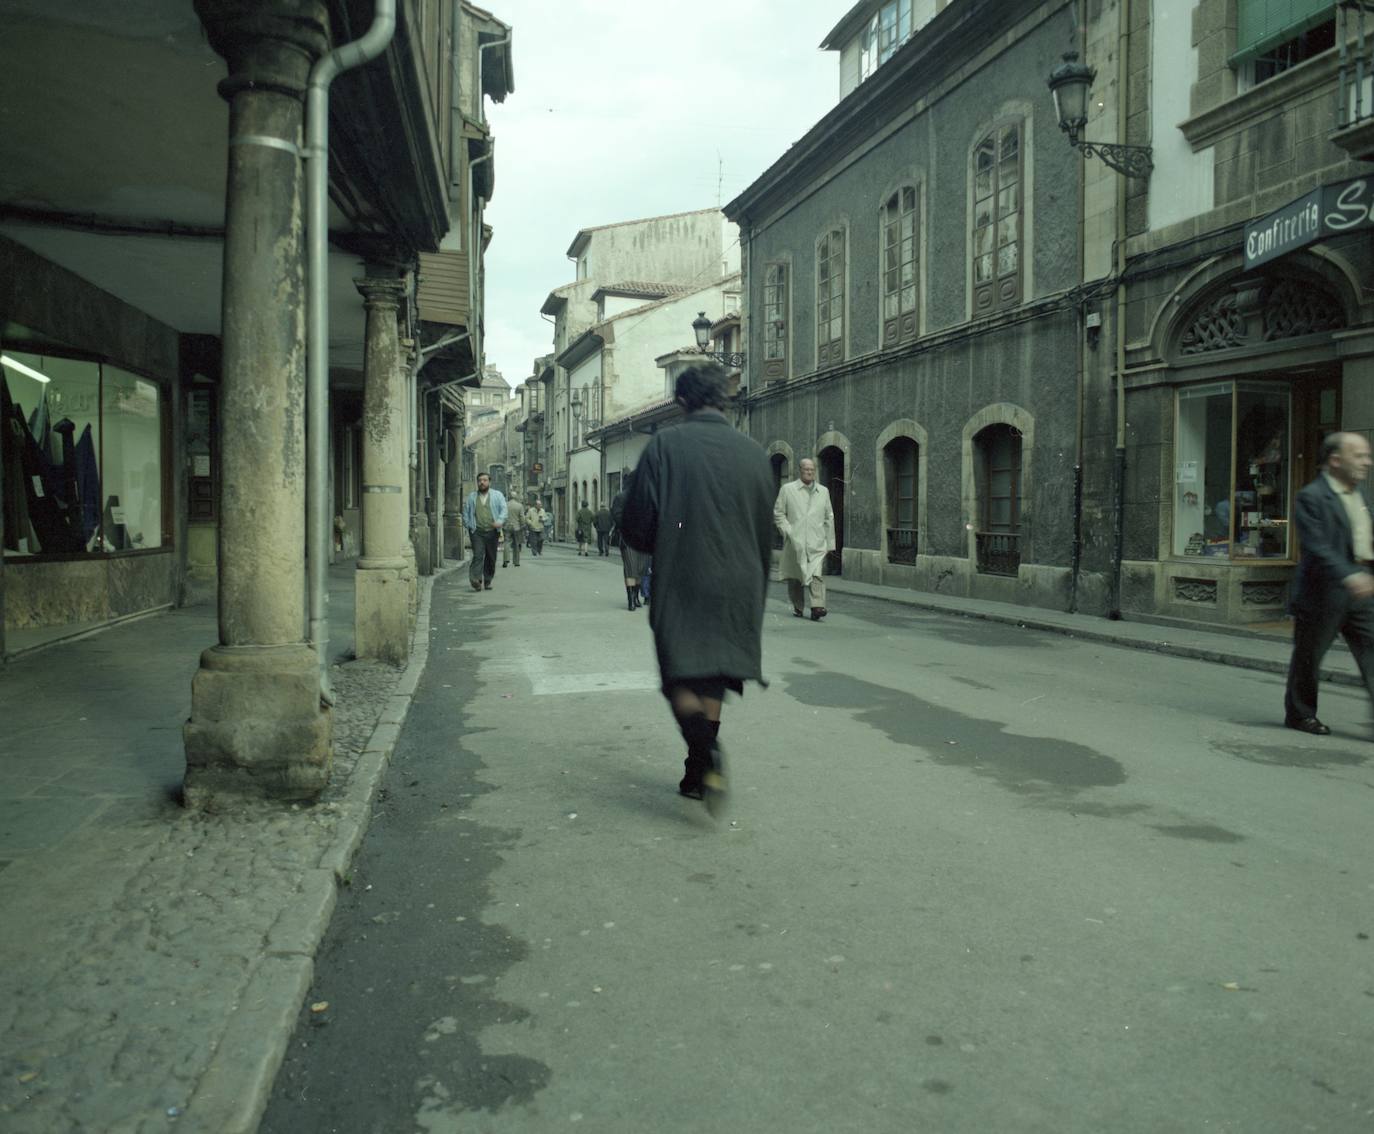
[2,376,31,551]
[17,402,82,553]
[74,424,101,543]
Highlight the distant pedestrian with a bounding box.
[542,501,554,544]
[526,497,545,557]
[462,472,506,592]
[618,363,774,811]
[1284,431,1374,734]
[502,493,525,567]
[575,500,595,556]
[610,490,648,612]
[594,504,613,556]
[775,457,835,621]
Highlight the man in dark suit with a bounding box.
[1285,431,1374,734]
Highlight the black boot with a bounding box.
[632,587,642,610]
[677,712,713,799]
[626,585,637,611]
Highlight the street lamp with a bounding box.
[1047,51,1153,179]
[692,311,746,368]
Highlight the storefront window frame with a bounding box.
[1,346,172,562]
[1171,378,1294,564]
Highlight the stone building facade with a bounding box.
[1114,0,1374,627]
[728,0,1113,612]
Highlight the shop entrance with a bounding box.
[1293,374,1341,487]
[819,445,845,575]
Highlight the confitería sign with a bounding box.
[1244,178,1374,269]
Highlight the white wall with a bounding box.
[603,283,732,422]
[1150,0,1214,231]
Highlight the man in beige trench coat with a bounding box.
[774,457,835,621]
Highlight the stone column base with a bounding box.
[356,560,412,665]
[183,643,331,807]
[413,516,433,576]
[444,512,465,561]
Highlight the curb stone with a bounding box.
[821,577,1363,690]
[184,566,451,1134]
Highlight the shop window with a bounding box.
[2,351,165,558]
[975,424,1021,575]
[884,436,919,564]
[1175,382,1291,560]
[882,186,920,347]
[972,122,1023,315]
[817,228,846,367]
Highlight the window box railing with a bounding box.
[1334,1,1374,159]
[886,527,918,565]
[975,531,1020,576]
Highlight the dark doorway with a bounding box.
[819,445,845,575]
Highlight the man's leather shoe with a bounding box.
[810,607,827,621]
[1285,716,1330,735]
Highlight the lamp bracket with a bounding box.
[1070,135,1154,178]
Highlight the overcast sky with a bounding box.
[481,0,847,389]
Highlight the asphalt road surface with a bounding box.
[262,546,1374,1133]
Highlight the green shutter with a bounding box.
[1232,0,1335,63]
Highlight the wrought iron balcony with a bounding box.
[886,528,918,565]
[975,531,1020,576]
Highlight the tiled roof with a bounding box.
[595,281,696,299]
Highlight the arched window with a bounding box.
[882,186,919,346]
[972,121,1023,315]
[974,424,1021,575]
[883,436,919,563]
[817,227,846,366]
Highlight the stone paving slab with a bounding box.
[0,569,448,1133]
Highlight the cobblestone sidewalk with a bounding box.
[0,574,444,1134]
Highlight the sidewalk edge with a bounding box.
[819,578,1361,689]
[187,566,451,1134]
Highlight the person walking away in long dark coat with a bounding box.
[1284,431,1374,734]
[610,490,648,612]
[575,500,595,556]
[594,504,614,556]
[617,363,775,811]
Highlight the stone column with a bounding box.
[412,385,433,577]
[184,0,331,806]
[354,277,413,665]
[443,412,465,560]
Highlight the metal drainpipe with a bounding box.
[468,149,493,372]
[1109,0,1131,619]
[306,0,397,701]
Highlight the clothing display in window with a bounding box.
[2,374,92,554]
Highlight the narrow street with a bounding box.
[260,546,1374,1133]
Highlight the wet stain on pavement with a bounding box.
[922,1079,953,1094]
[784,671,1125,800]
[1210,737,1368,769]
[1150,823,1245,843]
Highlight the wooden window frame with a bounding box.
[817,228,846,367]
[762,262,789,383]
[972,121,1024,316]
[882,185,920,347]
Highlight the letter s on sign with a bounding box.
[1324,179,1372,231]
